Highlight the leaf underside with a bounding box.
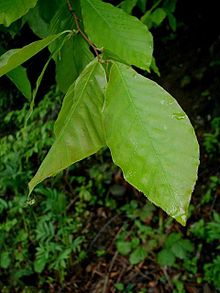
[29,60,107,193]
[7,66,31,100]
[0,46,31,99]
[104,62,199,225]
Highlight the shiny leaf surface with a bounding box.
[104,62,199,225]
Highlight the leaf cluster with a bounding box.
[0,1,199,224]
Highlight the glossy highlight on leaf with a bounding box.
[104,62,199,225]
[29,60,107,193]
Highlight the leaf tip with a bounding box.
[28,181,34,196]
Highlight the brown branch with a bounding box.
[66,0,100,59]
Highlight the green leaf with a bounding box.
[80,0,153,70]
[204,256,220,289]
[38,0,62,23]
[115,283,125,291]
[0,0,38,26]
[47,4,73,59]
[0,251,11,269]
[53,248,72,270]
[26,0,64,38]
[137,0,147,12]
[129,246,147,265]
[7,66,31,99]
[0,32,68,77]
[34,246,49,273]
[171,239,193,259]
[141,8,166,29]
[116,241,132,255]
[49,4,73,35]
[150,56,160,76]
[104,62,199,225]
[165,233,181,247]
[56,34,93,93]
[25,3,50,38]
[29,60,107,193]
[0,46,31,99]
[150,8,166,26]
[34,257,46,273]
[157,248,175,266]
[167,13,177,31]
[120,0,138,14]
[163,0,177,14]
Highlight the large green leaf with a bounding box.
[29,60,107,193]
[104,62,199,225]
[80,0,153,70]
[0,0,38,26]
[56,34,93,93]
[0,33,68,77]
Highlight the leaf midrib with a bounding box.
[55,62,100,145]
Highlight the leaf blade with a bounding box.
[56,34,93,93]
[0,33,67,77]
[0,46,31,99]
[104,62,199,225]
[0,0,38,26]
[29,60,107,193]
[7,66,31,99]
[80,0,153,70]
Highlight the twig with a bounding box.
[66,0,100,59]
[116,262,127,283]
[88,214,119,251]
[162,267,173,290]
[67,196,79,211]
[102,251,119,293]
